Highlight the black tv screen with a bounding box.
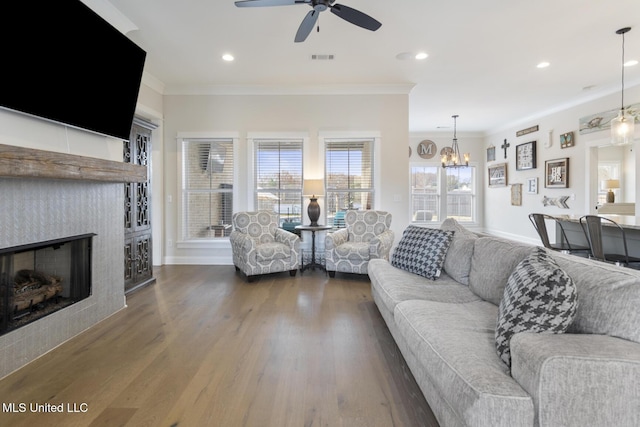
[0,1,146,141]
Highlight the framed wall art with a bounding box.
[560,132,574,148]
[486,145,496,162]
[511,184,522,206]
[515,141,536,171]
[545,158,569,188]
[488,163,507,187]
[526,177,538,194]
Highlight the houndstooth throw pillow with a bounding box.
[391,226,454,280]
[495,247,578,368]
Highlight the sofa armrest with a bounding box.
[230,231,258,265]
[510,332,640,427]
[369,229,395,260]
[325,228,348,250]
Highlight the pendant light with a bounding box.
[611,27,635,145]
[441,115,469,168]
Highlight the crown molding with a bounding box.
[163,83,415,96]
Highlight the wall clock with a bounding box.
[515,141,536,171]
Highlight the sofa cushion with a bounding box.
[495,248,577,368]
[255,242,290,262]
[552,251,640,343]
[394,299,534,426]
[391,226,454,280]
[441,218,477,285]
[368,258,481,322]
[468,236,533,306]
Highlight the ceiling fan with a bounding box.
[234,0,382,43]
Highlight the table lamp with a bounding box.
[303,179,324,226]
[602,179,620,203]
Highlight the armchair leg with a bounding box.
[328,271,336,278]
[289,269,297,277]
[247,275,257,283]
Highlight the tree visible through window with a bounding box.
[254,139,303,226]
[325,139,374,226]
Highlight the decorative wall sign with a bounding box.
[488,163,507,187]
[542,195,570,209]
[516,125,539,137]
[515,141,536,170]
[545,158,569,188]
[579,103,640,135]
[560,132,574,148]
[511,184,522,206]
[526,177,538,194]
[486,145,496,162]
[416,140,437,159]
[501,139,510,159]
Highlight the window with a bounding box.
[325,138,374,226]
[410,165,439,221]
[411,164,477,223]
[181,138,234,239]
[254,139,303,226]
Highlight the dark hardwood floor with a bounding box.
[0,265,438,427]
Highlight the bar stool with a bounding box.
[579,215,640,268]
[528,213,590,254]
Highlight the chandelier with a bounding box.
[441,115,469,168]
[611,27,635,145]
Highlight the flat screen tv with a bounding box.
[0,1,146,141]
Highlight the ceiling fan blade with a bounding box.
[330,4,381,31]
[295,10,318,43]
[235,0,307,7]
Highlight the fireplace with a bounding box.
[0,234,94,337]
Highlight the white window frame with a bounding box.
[320,132,381,225]
[410,161,479,225]
[251,136,304,225]
[176,132,239,248]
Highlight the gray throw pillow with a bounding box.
[391,226,454,280]
[495,247,578,368]
[441,218,477,285]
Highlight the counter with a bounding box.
[556,214,640,260]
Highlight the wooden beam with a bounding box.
[0,144,147,183]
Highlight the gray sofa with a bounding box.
[369,219,640,427]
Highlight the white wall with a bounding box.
[161,93,410,265]
[483,84,640,243]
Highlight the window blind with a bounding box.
[325,139,374,226]
[254,139,303,225]
[182,139,234,239]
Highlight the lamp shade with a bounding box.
[303,179,324,197]
[602,179,620,190]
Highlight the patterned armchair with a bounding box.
[230,211,300,281]
[325,210,394,277]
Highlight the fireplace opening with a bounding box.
[0,234,94,336]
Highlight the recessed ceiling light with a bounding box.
[396,51,428,61]
[537,61,550,69]
[624,59,639,67]
[222,53,234,62]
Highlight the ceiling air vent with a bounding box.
[311,54,335,61]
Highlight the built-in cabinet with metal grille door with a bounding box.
[124,119,156,293]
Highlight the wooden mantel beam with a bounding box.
[0,144,147,183]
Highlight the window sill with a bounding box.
[177,239,230,249]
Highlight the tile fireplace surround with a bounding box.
[0,146,146,379]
